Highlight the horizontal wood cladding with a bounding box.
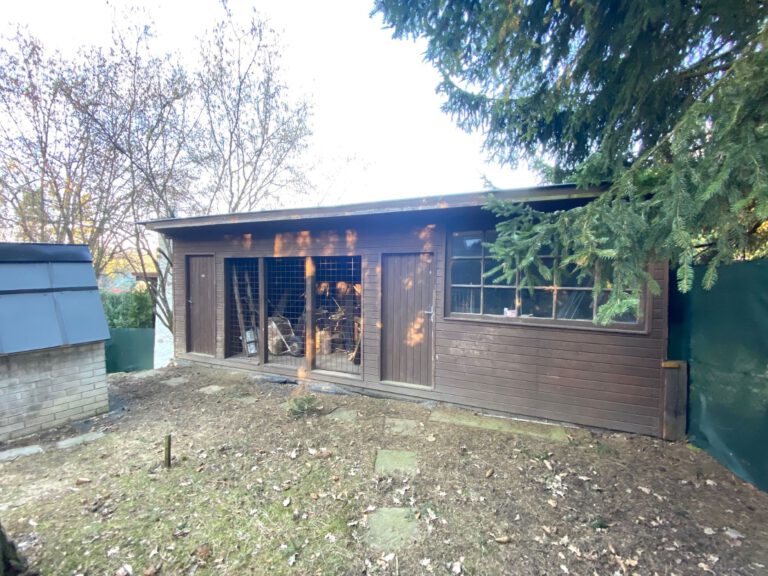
[171,215,667,437]
[433,261,667,436]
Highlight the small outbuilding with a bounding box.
[145,185,685,439]
[0,243,109,442]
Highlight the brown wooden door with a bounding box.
[187,255,216,355]
[381,253,434,386]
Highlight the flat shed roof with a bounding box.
[143,183,599,233]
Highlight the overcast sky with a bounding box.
[3,0,537,207]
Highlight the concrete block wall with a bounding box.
[0,342,108,442]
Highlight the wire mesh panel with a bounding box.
[314,256,362,374]
[225,258,260,361]
[265,257,306,368]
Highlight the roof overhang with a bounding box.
[142,183,600,234]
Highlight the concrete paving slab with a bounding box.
[0,444,44,462]
[384,418,420,437]
[130,369,159,380]
[198,385,224,395]
[364,507,418,550]
[429,409,570,442]
[375,449,418,475]
[326,408,358,422]
[56,431,105,450]
[162,376,188,387]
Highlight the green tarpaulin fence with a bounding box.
[105,328,155,373]
[668,259,768,491]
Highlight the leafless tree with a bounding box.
[65,27,200,330]
[193,11,311,214]
[0,33,130,274]
[1,10,312,332]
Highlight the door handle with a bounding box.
[422,307,433,316]
[187,299,193,304]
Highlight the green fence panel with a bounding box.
[105,328,155,373]
[669,260,768,491]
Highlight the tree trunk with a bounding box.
[0,522,29,576]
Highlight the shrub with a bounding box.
[101,289,155,328]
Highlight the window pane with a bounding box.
[556,290,594,320]
[558,263,594,288]
[451,233,483,257]
[596,292,639,323]
[520,289,554,318]
[483,258,513,286]
[483,287,517,316]
[451,259,482,285]
[451,287,481,314]
[483,230,498,256]
[521,257,555,287]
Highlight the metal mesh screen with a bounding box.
[314,256,362,374]
[226,258,260,361]
[266,257,306,368]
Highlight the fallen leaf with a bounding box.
[283,497,291,507]
[194,544,212,562]
[638,486,651,495]
[494,535,511,544]
[75,477,92,486]
[288,553,297,566]
[547,499,558,508]
[485,468,494,478]
[426,435,436,442]
[142,566,158,576]
[115,566,133,576]
[724,527,745,540]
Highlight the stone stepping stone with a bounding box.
[130,369,159,380]
[0,444,44,462]
[56,431,105,450]
[364,507,418,550]
[429,409,570,442]
[162,376,188,387]
[197,385,224,395]
[375,449,418,475]
[326,408,358,422]
[384,418,420,437]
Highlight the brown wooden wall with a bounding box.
[169,212,669,437]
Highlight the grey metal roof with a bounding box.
[143,183,600,233]
[0,243,109,355]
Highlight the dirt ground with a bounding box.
[1,365,766,576]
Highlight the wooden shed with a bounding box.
[145,184,685,439]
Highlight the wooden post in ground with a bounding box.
[164,434,172,468]
[662,360,688,441]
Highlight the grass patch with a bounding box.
[286,394,318,418]
[595,441,619,457]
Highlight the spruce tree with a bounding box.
[374,0,768,321]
